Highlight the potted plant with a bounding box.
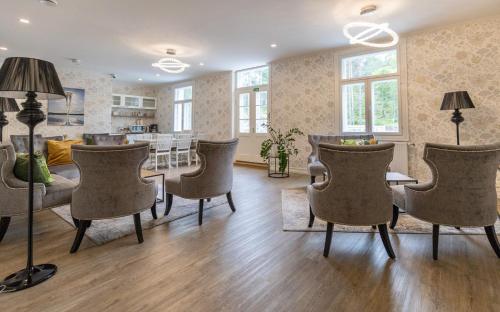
[260,124,304,177]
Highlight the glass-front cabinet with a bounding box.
[112,94,157,110]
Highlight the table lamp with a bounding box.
[0,97,20,143]
[0,57,65,292]
[440,91,475,145]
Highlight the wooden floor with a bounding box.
[0,166,499,312]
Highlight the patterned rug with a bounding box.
[282,187,500,234]
[52,195,228,245]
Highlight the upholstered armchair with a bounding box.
[404,143,500,260]
[0,144,76,242]
[307,134,376,184]
[307,143,396,258]
[69,143,156,253]
[164,139,238,225]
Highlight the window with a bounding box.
[235,66,269,134]
[340,49,400,134]
[174,85,192,132]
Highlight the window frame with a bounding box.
[234,65,271,137]
[334,42,409,141]
[173,83,193,133]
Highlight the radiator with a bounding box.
[382,141,408,174]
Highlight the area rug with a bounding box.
[282,187,500,234]
[52,196,228,245]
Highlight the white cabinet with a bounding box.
[112,94,157,110]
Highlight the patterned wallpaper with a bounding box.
[406,15,500,180]
[270,50,335,169]
[4,67,113,140]
[154,72,233,140]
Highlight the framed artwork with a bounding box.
[47,87,85,126]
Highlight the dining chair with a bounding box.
[175,138,192,167]
[152,134,173,170]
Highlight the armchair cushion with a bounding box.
[391,185,406,209]
[307,161,326,177]
[42,174,78,209]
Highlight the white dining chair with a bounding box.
[152,134,173,170]
[175,138,192,167]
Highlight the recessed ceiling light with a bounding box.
[155,73,160,77]
[19,18,30,24]
[270,43,278,48]
[199,62,204,66]
[40,0,59,6]
[360,5,377,16]
[138,78,143,81]
[0,47,7,51]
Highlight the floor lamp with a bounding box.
[0,57,65,292]
[440,91,475,145]
[0,97,20,143]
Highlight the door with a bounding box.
[235,87,269,162]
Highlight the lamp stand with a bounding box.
[0,91,57,292]
[450,108,464,145]
[0,111,7,143]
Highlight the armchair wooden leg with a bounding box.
[70,220,90,253]
[371,225,376,229]
[308,206,315,228]
[165,194,173,216]
[323,222,334,257]
[433,224,440,260]
[378,224,396,259]
[0,217,11,243]
[151,201,158,220]
[484,226,500,258]
[310,176,316,184]
[72,217,80,228]
[390,205,399,229]
[226,192,236,212]
[198,199,204,225]
[133,213,144,244]
[207,198,212,202]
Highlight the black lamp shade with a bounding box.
[0,97,19,112]
[0,57,65,100]
[440,91,475,110]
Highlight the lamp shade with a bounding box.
[0,57,65,100]
[0,97,19,112]
[440,91,475,110]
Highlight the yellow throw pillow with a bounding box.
[47,139,83,166]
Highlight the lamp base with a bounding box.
[0,264,57,293]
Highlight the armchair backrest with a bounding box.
[312,143,394,225]
[422,143,500,224]
[307,134,374,163]
[91,134,127,146]
[11,134,64,159]
[180,139,238,198]
[71,143,156,220]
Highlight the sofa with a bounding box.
[307,134,375,183]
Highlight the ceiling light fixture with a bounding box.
[360,5,377,16]
[199,62,204,66]
[152,49,190,74]
[155,73,160,77]
[343,22,399,48]
[40,0,58,6]
[270,43,278,48]
[19,18,30,24]
[138,78,143,81]
[0,47,7,51]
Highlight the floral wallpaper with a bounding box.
[406,15,500,180]
[270,50,336,169]
[4,67,113,140]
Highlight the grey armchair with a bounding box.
[69,143,156,253]
[164,139,238,225]
[307,143,396,258]
[404,143,500,260]
[0,144,76,242]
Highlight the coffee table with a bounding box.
[386,172,418,185]
[141,169,165,203]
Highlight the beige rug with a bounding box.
[52,196,228,245]
[282,187,500,234]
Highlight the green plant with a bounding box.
[260,124,304,174]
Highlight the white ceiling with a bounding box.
[0,0,499,85]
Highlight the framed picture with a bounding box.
[47,87,85,126]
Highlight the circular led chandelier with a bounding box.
[343,22,399,48]
[152,49,190,74]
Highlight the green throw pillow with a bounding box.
[14,152,54,186]
[341,139,359,146]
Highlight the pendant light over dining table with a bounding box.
[152,49,190,74]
